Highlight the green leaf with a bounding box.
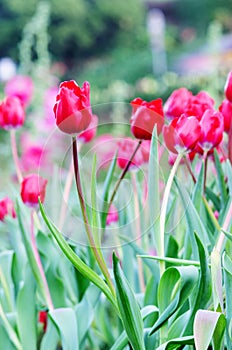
[16,266,37,350]
[101,152,117,229]
[39,200,118,311]
[0,251,14,312]
[184,233,212,335]
[194,310,226,350]
[192,161,204,213]
[214,149,228,207]
[150,265,198,335]
[156,335,194,350]
[76,285,101,345]
[139,255,201,267]
[223,253,232,349]
[148,126,160,250]
[211,248,223,311]
[49,308,78,350]
[113,253,145,350]
[175,179,211,256]
[225,160,232,196]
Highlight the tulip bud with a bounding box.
[78,114,98,143]
[5,75,33,107]
[21,174,48,208]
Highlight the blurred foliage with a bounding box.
[0,0,147,64]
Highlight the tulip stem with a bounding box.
[184,155,196,184]
[10,129,23,183]
[203,151,208,192]
[159,153,183,276]
[108,139,142,207]
[30,210,54,311]
[72,137,115,297]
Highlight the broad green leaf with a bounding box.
[214,150,228,207]
[225,160,232,196]
[194,310,226,350]
[184,233,212,335]
[110,305,159,350]
[0,251,14,312]
[156,335,194,350]
[101,152,117,229]
[39,200,118,312]
[0,325,15,350]
[76,285,101,345]
[211,248,223,311]
[205,187,221,212]
[223,253,232,349]
[16,202,48,306]
[150,265,198,335]
[168,310,191,340]
[49,308,78,350]
[148,126,160,250]
[113,253,145,350]
[16,266,37,350]
[175,179,211,256]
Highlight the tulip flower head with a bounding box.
[21,174,48,208]
[198,109,224,151]
[130,97,164,139]
[219,99,232,133]
[163,114,201,154]
[164,87,192,119]
[78,114,98,143]
[224,71,232,103]
[0,197,16,222]
[53,80,92,135]
[0,96,25,130]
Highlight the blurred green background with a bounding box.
[0,0,232,102]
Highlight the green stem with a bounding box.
[108,139,142,207]
[72,137,115,297]
[159,153,183,276]
[0,302,22,350]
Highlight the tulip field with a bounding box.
[1,70,232,350]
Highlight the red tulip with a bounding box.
[117,137,144,170]
[78,114,98,143]
[53,80,92,134]
[184,91,214,119]
[164,88,192,119]
[21,174,48,208]
[130,97,164,139]
[163,114,201,154]
[224,71,232,103]
[0,96,25,129]
[219,99,232,133]
[0,197,16,222]
[5,75,33,107]
[198,109,224,151]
